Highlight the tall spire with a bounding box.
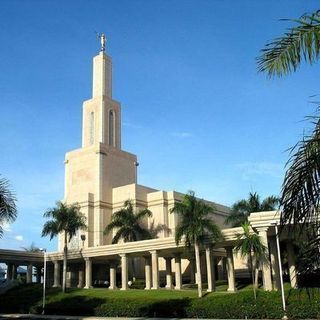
[92,33,112,98]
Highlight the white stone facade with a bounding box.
[58,48,230,252]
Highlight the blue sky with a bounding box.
[1,0,319,251]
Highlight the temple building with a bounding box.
[58,37,230,281]
[0,38,298,293]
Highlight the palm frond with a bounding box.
[42,201,87,241]
[171,190,222,247]
[105,199,153,243]
[261,196,280,211]
[42,220,59,240]
[280,115,320,234]
[0,177,17,229]
[234,222,267,259]
[148,220,171,238]
[258,13,320,77]
[135,208,152,221]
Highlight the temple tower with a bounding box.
[60,38,137,250]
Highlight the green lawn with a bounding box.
[0,282,319,318]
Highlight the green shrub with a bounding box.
[186,291,283,319]
[95,298,190,317]
[130,279,145,289]
[1,284,320,318]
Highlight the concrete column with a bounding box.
[165,257,173,289]
[27,263,33,284]
[206,247,216,292]
[217,258,224,280]
[84,258,92,289]
[286,242,297,288]
[144,256,152,290]
[78,264,84,288]
[226,247,236,292]
[222,257,227,279]
[12,264,17,280]
[269,236,281,290]
[53,261,61,287]
[6,263,13,280]
[109,261,117,290]
[120,254,128,290]
[189,258,195,283]
[150,250,159,290]
[36,266,42,283]
[258,228,273,291]
[174,255,182,290]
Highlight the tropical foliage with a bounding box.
[104,200,168,281]
[0,176,17,238]
[170,191,223,298]
[225,192,279,227]
[257,12,320,77]
[148,219,171,238]
[21,242,41,252]
[42,201,87,293]
[104,200,153,243]
[234,222,267,300]
[258,10,320,264]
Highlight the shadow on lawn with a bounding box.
[42,296,105,316]
[140,298,191,317]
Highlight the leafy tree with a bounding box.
[21,242,41,252]
[170,191,223,298]
[225,192,279,227]
[258,10,320,260]
[0,176,17,238]
[234,222,267,300]
[42,201,87,293]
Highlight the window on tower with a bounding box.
[109,110,115,146]
[89,111,94,145]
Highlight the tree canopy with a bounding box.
[104,199,153,243]
[225,192,279,227]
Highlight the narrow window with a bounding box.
[109,110,115,146]
[89,112,94,145]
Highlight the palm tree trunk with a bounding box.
[194,238,202,298]
[131,257,136,282]
[254,262,259,290]
[62,231,67,293]
[249,252,256,300]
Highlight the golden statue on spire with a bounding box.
[97,33,106,53]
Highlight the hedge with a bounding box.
[1,284,320,318]
[43,290,320,318]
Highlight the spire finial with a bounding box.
[97,32,106,53]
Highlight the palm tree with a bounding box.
[225,192,279,227]
[21,242,41,252]
[258,10,320,254]
[148,219,171,238]
[0,176,17,238]
[104,199,153,280]
[170,191,223,298]
[104,199,153,243]
[234,222,267,300]
[42,201,87,293]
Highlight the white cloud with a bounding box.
[123,122,143,129]
[15,235,23,241]
[236,161,284,180]
[171,131,193,138]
